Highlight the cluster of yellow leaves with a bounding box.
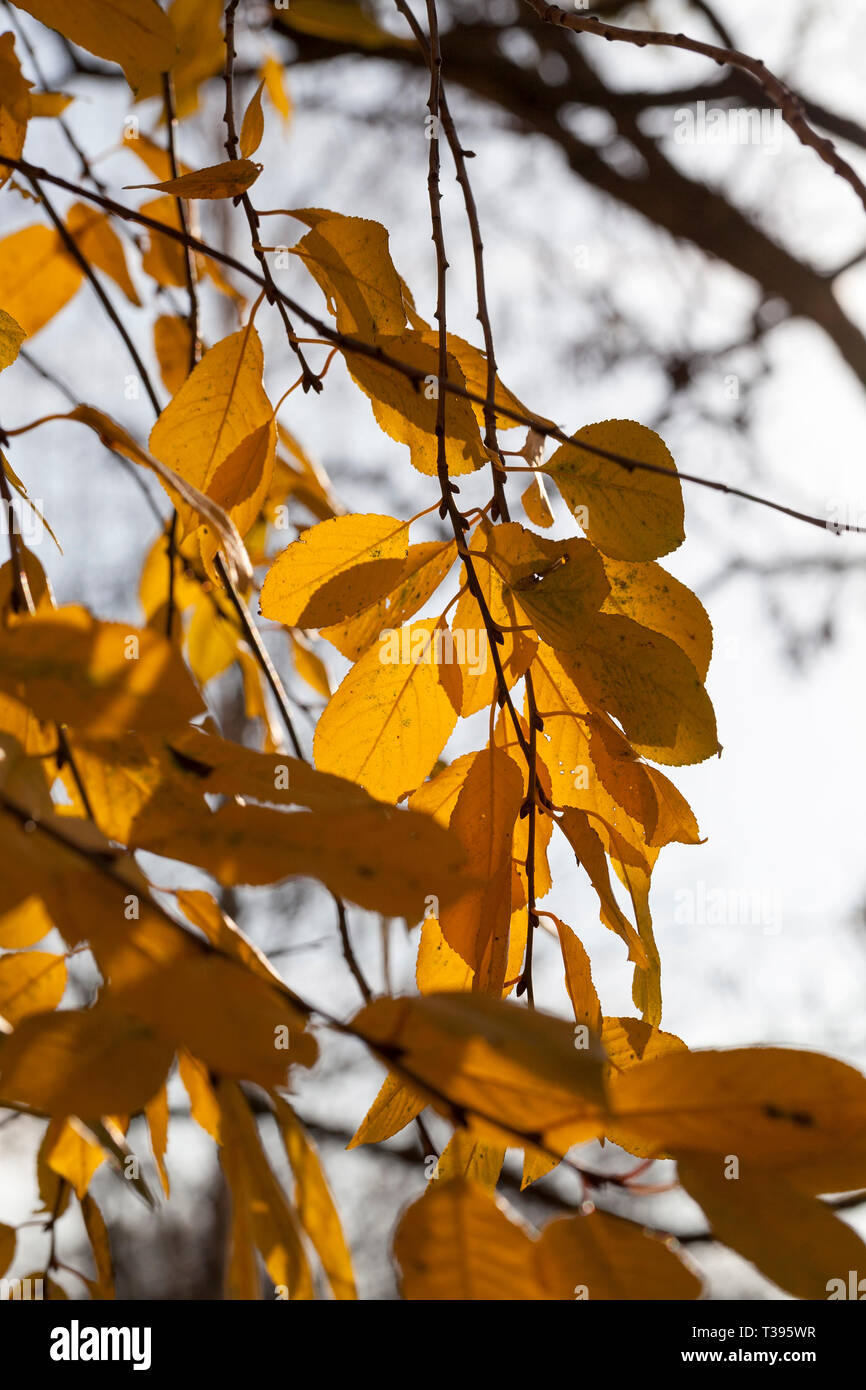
[0,0,861,1306]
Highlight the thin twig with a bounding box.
[523,2,866,216]
[223,0,321,393]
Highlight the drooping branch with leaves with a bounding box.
[1,0,865,1303]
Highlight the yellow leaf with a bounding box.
[178,1049,221,1140]
[0,33,30,190]
[0,1004,173,1117]
[601,1016,686,1071]
[145,1084,170,1196]
[0,950,66,1024]
[0,605,206,736]
[288,632,330,699]
[277,0,413,50]
[345,330,487,476]
[10,0,177,74]
[395,1178,547,1300]
[321,539,455,662]
[261,513,410,629]
[489,529,610,653]
[204,416,276,541]
[447,521,536,716]
[438,747,523,987]
[352,993,606,1153]
[0,306,25,371]
[28,91,73,117]
[678,1153,866,1300]
[80,1193,114,1299]
[521,473,554,527]
[536,1208,701,1300]
[139,195,187,287]
[552,916,602,1035]
[153,314,193,394]
[558,808,647,968]
[314,618,458,802]
[218,1080,314,1300]
[133,795,469,919]
[43,1117,105,1198]
[0,1222,15,1276]
[291,211,407,339]
[66,202,140,305]
[557,613,719,766]
[608,1048,866,1188]
[0,225,82,336]
[126,159,262,199]
[272,1095,357,1300]
[348,1071,425,1148]
[547,419,684,560]
[436,1132,506,1190]
[0,895,52,948]
[149,324,272,539]
[128,0,224,113]
[240,80,265,158]
[416,914,472,995]
[261,53,291,124]
[600,556,713,680]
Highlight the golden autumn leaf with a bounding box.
[0,950,66,1024]
[0,225,82,336]
[352,993,605,1152]
[153,314,193,395]
[127,0,224,113]
[437,747,523,986]
[607,1047,866,1189]
[348,1070,426,1149]
[556,614,719,766]
[218,1080,314,1300]
[601,1015,686,1071]
[28,91,73,118]
[547,419,684,561]
[0,605,206,736]
[272,1096,357,1300]
[277,0,413,49]
[131,796,470,920]
[0,1222,15,1277]
[126,159,262,200]
[344,331,488,476]
[66,202,140,305]
[42,1117,106,1199]
[261,513,410,629]
[395,1179,547,1300]
[677,1153,866,1301]
[535,1208,701,1300]
[261,53,291,124]
[240,80,266,158]
[55,875,317,1088]
[314,619,458,802]
[0,32,30,191]
[80,1193,115,1300]
[521,473,555,528]
[600,556,713,680]
[493,532,610,653]
[10,0,177,74]
[0,1004,173,1117]
[0,306,25,371]
[291,211,408,338]
[436,1132,506,1190]
[149,323,272,538]
[320,539,455,662]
